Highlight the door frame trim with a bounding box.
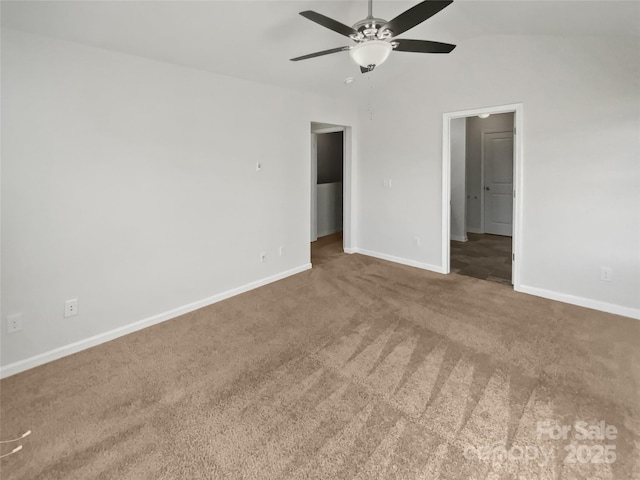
[441,103,524,290]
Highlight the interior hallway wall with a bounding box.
[316,132,344,237]
[317,132,343,185]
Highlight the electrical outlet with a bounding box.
[64,299,78,318]
[260,252,267,263]
[279,246,285,256]
[600,267,613,282]
[7,314,22,333]
[414,236,421,247]
[256,162,262,171]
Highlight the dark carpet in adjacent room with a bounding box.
[1,236,638,479]
[451,233,512,286]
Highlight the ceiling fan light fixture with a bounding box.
[291,1,456,67]
[478,113,491,119]
[349,40,392,68]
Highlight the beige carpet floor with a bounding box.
[1,236,639,479]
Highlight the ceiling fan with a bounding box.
[290,0,456,73]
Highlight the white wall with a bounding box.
[465,113,514,233]
[356,34,640,317]
[0,30,357,373]
[450,117,466,242]
[317,182,343,237]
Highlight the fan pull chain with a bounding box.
[367,73,374,120]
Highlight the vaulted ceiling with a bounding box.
[2,1,638,98]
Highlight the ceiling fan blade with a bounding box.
[393,39,456,54]
[290,46,351,62]
[299,11,358,38]
[381,0,453,37]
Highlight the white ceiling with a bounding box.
[2,0,638,97]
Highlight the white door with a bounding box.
[483,131,513,236]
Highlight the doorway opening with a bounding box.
[442,104,524,289]
[310,122,352,265]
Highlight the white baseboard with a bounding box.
[0,263,312,379]
[451,234,468,242]
[343,247,357,254]
[466,228,483,234]
[517,284,640,320]
[353,248,446,274]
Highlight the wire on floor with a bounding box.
[0,430,31,460]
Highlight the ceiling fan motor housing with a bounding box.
[351,17,392,40]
